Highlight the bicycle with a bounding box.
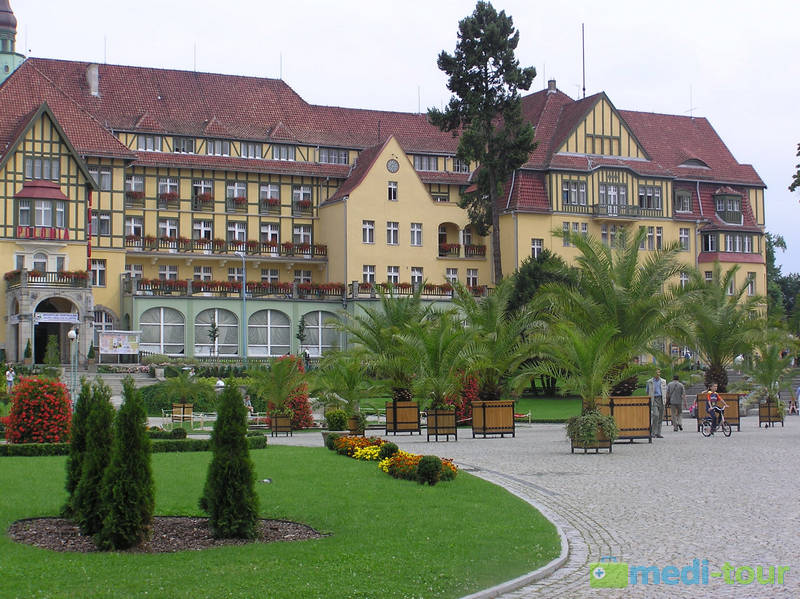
[700,407,731,437]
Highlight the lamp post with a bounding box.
[234,251,248,369]
[67,328,78,404]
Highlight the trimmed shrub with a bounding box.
[324,409,347,431]
[0,442,70,456]
[0,436,266,456]
[171,427,187,439]
[377,442,399,460]
[417,455,442,485]
[73,379,115,536]
[62,380,91,517]
[6,377,72,444]
[199,378,259,539]
[96,377,155,550]
[325,432,340,450]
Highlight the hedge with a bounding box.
[0,435,267,456]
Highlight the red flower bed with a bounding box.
[5,377,72,444]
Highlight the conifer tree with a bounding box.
[96,377,154,550]
[199,378,259,538]
[61,379,91,517]
[73,379,114,536]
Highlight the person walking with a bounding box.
[647,369,667,438]
[665,374,685,431]
[5,364,14,395]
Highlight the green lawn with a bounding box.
[0,446,560,598]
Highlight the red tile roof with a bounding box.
[13,180,70,201]
[502,171,550,213]
[324,138,389,203]
[698,252,765,264]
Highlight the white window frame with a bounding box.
[387,266,399,284]
[387,181,398,201]
[531,238,543,258]
[410,223,422,246]
[362,220,375,244]
[362,264,375,283]
[386,221,399,245]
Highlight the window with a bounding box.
[260,222,279,244]
[446,268,458,284]
[716,196,740,212]
[93,310,115,347]
[294,270,312,284]
[413,155,439,171]
[24,156,60,180]
[680,272,689,289]
[362,265,375,283]
[727,277,735,296]
[601,224,608,245]
[410,223,422,246]
[452,157,470,173]
[432,194,449,203]
[206,139,230,156]
[241,142,262,159]
[411,267,423,286]
[56,256,65,272]
[387,266,399,284]
[125,216,143,238]
[292,185,312,205]
[260,183,280,201]
[91,259,106,286]
[158,177,179,196]
[467,268,478,287]
[248,310,290,357]
[562,181,587,206]
[173,137,195,154]
[137,135,162,152]
[562,222,571,246]
[702,234,717,253]
[581,223,588,238]
[193,179,213,197]
[125,174,144,192]
[158,218,178,238]
[226,181,247,200]
[655,226,663,250]
[463,226,473,247]
[195,308,238,356]
[33,252,47,272]
[675,192,692,213]
[301,310,340,357]
[18,200,30,227]
[93,211,111,236]
[386,221,399,245]
[35,200,52,227]
[273,144,295,161]
[599,184,627,207]
[193,219,212,240]
[638,185,662,210]
[140,307,184,355]
[704,271,713,283]
[261,269,279,283]
[362,220,375,244]
[227,221,247,242]
[531,238,543,258]
[744,235,753,253]
[387,181,398,201]
[609,225,618,246]
[572,222,579,239]
[679,228,690,251]
[747,272,756,296]
[159,265,178,280]
[124,264,143,279]
[87,166,112,191]
[194,266,212,281]
[15,255,24,270]
[228,267,244,282]
[318,147,348,164]
[292,225,311,245]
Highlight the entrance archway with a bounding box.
[33,298,79,364]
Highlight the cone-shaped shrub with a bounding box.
[96,377,154,550]
[73,379,114,536]
[199,378,259,538]
[62,379,91,517]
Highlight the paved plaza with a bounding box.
[269,417,800,598]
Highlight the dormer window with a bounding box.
[137,135,162,152]
[206,139,230,156]
[674,191,692,213]
[273,144,295,161]
[679,158,710,168]
[714,194,742,224]
[318,147,348,164]
[174,137,195,154]
[413,155,439,171]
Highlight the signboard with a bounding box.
[99,330,141,355]
[34,312,79,323]
[16,226,70,240]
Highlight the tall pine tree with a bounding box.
[428,1,536,282]
[61,379,91,517]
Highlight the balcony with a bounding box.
[292,201,313,217]
[464,244,487,258]
[122,237,327,259]
[226,197,249,213]
[592,204,661,219]
[438,243,461,257]
[192,194,215,212]
[157,192,180,210]
[259,198,281,215]
[562,204,590,214]
[125,191,145,208]
[5,269,90,290]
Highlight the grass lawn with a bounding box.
[0,446,560,598]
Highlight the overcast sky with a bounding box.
[11,0,800,273]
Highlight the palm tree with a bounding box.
[309,351,385,414]
[248,356,306,413]
[737,327,797,404]
[396,310,472,409]
[453,279,539,401]
[337,284,430,403]
[680,262,765,391]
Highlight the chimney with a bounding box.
[547,79,557,93]
[86,63,100,97]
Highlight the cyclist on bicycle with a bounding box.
[706,383,727,433]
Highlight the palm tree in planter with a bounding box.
[396,310,472,440]
[249,356,308,434]
[309,351,385,434]
[679,263,765,391]
[515,321,637,452]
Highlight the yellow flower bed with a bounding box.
[353,445,382,461]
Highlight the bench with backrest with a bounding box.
[696,393,740,431]
[171,403,194,425]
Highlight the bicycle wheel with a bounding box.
[701,420,712,437]
[720,421,732,437]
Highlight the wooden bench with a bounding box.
[696,393,740,432]
[171,403,193,425]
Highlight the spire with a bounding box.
[0,0,17,36]
[0,0,24,83]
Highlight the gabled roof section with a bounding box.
[14,179,71,201]
[134,111,166,133]
[269,121,297,142]
[202,116,230,138]
[324,137,392,203]
[502,171,550,213]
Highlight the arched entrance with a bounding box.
[33,298,79,364]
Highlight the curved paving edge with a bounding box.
[457,466,574,599]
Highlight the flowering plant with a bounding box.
[196,192,214,203]
[5,377,71,444]
[125,234,141,242]
[159,191,179,201]
[126,190,145,200]
[296,199,312,209]
[4,269,20,281]
[439,243,460,252]
[265,198,281,206]
[232,196,248,205]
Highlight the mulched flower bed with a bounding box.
[7,516,323,553]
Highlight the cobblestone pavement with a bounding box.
[271,417,800,598]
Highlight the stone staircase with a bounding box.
[60,369,157,408]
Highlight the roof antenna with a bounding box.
[103,35,107,64]
[581,24,586,99]
[417,86,421,114]
[193,42,197,72]
[279,53,283,80]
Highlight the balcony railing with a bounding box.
[226,197,249,213]
[716,210,743,225]
[259,199,281,215]
[464,244,487,258]
[562,203,590,214]
[192,195,215,211]
[125,191,146,208]
[292,201,313,216]
[5,269,90,289]
[157,193,180,210]
[122,237,327,258]
[438,243,461,257]
[592,204,662,219]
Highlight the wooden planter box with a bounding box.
[348,416,365,436]
[570,429,613,453]
[270,414,293,437]
[472,400,515,438]
[426,408,457,442]
[759,402,784,428]
[696,393,741,432]
[385,401,421,435]
[592,396,651,443]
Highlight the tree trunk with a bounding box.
[489,172,503,283]
[704,365,728,393]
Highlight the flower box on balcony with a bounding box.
[125,235,141,243]
[4,269,20,281]
[265,198,281,206]
[263,241,279,251]
[229,240,244,250]
[212,238,226,250]
[58,270,89,282]
[159,192,179,201]
[296,243,312,254]
[194,238,211,247]
[313,244,327,256]
[196,193,214,203]
[232,196,248,206]
[281,242,295,254]
[296,200,312,209]
[297,282,314,294]
[126,191,145,200]
[439,243,461,253]
[142,236,157,246]
[246,240,261,252]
